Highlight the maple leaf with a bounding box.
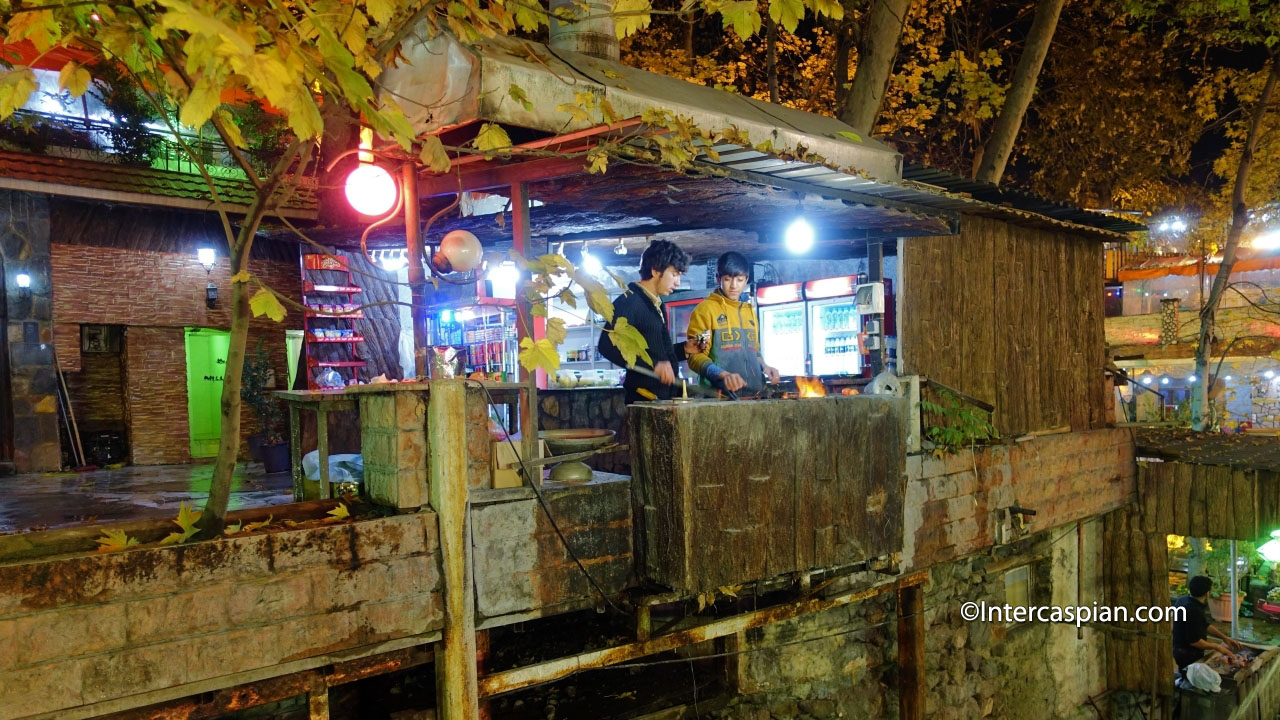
[608,317,652,368]
[611,0,652,38]
[420,135,451,174]
[95,529,139,553]
[768,0,803,33]
[519,337,562,373]
[244,515,273,532]
[224,522,243,535]
[474,122,512,154]
[546,317,568,345]
[229,271,251,284]
[250,288,287,322]
[587,147,610,174]
[58,62,91,98]
[0,69,39,120]
[508,83,534,112]
[718,584,742,598]
[161,501,203,544]
[327,503,351,520]
[717,1,761,40]
[556,101,594,125]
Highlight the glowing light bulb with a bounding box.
[1188,375,1197,382]
[344,164,397,216]
[785,218,814,254]
[581,252,603,275]
[14,272,30,289]
[1141,376,1152,385]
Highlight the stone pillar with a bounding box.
[0,190,60,472]
[1160,298,1179,347]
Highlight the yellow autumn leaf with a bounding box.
[546,317,568,345]
[229,271,251,284]
[244,515,273,532]
[174,501,203,536]
[519,337,561,373]
[223,523,243,535]
[95,528,139,553]
[718,0,761,40]
[718,584,742,598]
[474,122,512,153]
[327,503,351,519]
[58,62,92,98]
[612,0,652,38]
[216,109,247,149]
[768,0,803,33]
[608,316,652,368]
[249,288,287,322]
[365,0,395,24]
[420,135,452,174]
[180,76,222,130]
[0,69,39,120]
[573,272,614,323]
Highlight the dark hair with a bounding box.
[639,240,690,280]
[1189,575,1213,598]
[716,252,751,279]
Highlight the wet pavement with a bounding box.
[0,462,294,534]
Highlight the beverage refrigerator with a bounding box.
[805,276,861,377]
[756,282,807,377]
[426,301,519,379]
[664,291,708,379]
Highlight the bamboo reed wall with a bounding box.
[1138,461,1274,541]
[1103,504,1174,697]
[901,215,1108,436]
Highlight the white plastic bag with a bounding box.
[1186,663,1222,693]
[302,450,364,484]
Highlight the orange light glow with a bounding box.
[795,376,827,397]
[805,276,855,299]
[758,283,802,305]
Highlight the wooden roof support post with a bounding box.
[428,380,479,719]
[512,181,545,478]
[405,163,429,377]
[897,582,924,720]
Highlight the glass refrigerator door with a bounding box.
[808,297,861,376]
[760,301,807,376]
[665,298,703,380]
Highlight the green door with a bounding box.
[185,328,230,458]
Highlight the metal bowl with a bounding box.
[539,428,616,456]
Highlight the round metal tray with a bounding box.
[539,428,616,456]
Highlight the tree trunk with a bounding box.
[684,19,694,79]
[1192,55,1280,431]
[766,15,779,104]
[834,18,853,110]
[838,0,913,135]
[973,0,1064,184]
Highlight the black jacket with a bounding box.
[598,283,686,403]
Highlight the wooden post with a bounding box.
[316,407,330,500]
[897,583,925,720]
[429,380,478,719]
[289,404,304,499]
[511,182,543,480]
[406,163,429,378]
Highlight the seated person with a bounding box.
[1173,575,1244,670]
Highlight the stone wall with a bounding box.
[0,512,443,720]
[903,428,1135,571]
[1,191,60,472]
[714,523,1107,720]
[538,387,629,474]
[471,477,632,621]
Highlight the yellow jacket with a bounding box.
[686,289,765,392]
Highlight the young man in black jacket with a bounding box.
[598,240,703,403]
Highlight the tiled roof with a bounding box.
[0,150,317,218]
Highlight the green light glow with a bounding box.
[1258,539,1280,563]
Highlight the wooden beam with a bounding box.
[419,156,589,198]
[897,583,925,720]
[512,181,545,470]
[405,163,429,377]
[428,380,479,720]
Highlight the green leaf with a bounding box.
[806,0,843,20]
[508,83,534,112]
[474,122,512,153]
[834,130,862,143]
[420,135,451,174]
[519,337,561,373]
[718,0,762,40]
[546,317,568,345]
[607,316,652,368]
[58,62,91,98]
[768,0,803,33]
[249,288,287,322]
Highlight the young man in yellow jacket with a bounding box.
[686,252,780,395]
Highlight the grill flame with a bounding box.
[795,376,827,398]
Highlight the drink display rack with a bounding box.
[301,254,365,389]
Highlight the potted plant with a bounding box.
[241,340,290,473]
[1202,541,1254,623]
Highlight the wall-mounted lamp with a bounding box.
[197,247,217,308]
[14,272,31,297]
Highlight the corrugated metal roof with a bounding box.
[902,163,1147,234]
[381,33,1140,242]
[0,150,317,218]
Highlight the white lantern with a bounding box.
[344,164,397,216]
[435,230,483,272]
